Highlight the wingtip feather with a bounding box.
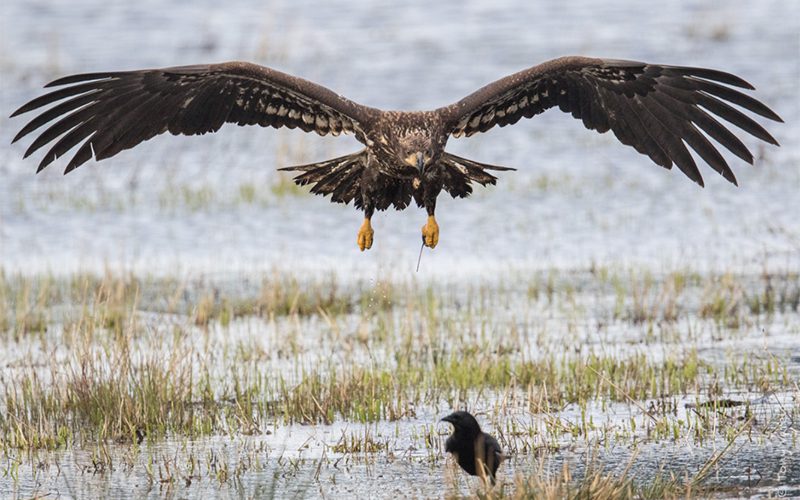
[762,132,781,147]
[44,72,117,88]
[685,66,755,89]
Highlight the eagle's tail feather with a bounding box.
[438,152,515,198]
[279,149,367,205]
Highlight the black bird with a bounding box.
[442,411,505,483]
[11,57,781,251]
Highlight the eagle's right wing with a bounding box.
[11,61,380,173]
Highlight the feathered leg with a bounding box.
[358,204,375,251]
[421,181,441,249]
[357,167,379,251]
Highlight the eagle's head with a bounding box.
[398,132,434,174]
[370,114,448,178]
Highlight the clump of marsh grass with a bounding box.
[699,273,745,329]
[0,271,53,338]
[464,439,753,500]
[0,271,363,336]
[491,461,695,500]
[193,274,354,326]
[276,349,712,425]
[331,426,387,454]
[3,330,200,448]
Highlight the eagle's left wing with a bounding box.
[11,62,379,173]
[440,56,782,186]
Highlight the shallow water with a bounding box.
[1,0,799,498]
[5,399,798,498]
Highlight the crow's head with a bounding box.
[441,410,482,438]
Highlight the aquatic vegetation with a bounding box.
[1,267,797,497]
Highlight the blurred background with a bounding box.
[1,0,797,278]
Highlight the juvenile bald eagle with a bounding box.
[11,56,781,251]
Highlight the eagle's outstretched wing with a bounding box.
[441,56,782,186]
[11,61,379,173]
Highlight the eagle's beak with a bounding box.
[416,152,425,172]
[404,152,427,172]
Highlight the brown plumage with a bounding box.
[10,57,782,251]
[442,411,505,484]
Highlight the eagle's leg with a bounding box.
[357,168,381,252]
[357,205,375,251]
[421,188,440,249]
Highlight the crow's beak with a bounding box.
[441,414,455,424]
[416,152,425,172]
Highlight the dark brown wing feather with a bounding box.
[441,56,782,186]
[279,150,368,206]
[11,61,379,173]
[438,152,515,199]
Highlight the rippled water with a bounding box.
[9,429,799,498]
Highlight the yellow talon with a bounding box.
[357,218,374,251]
[421,215,439,248]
